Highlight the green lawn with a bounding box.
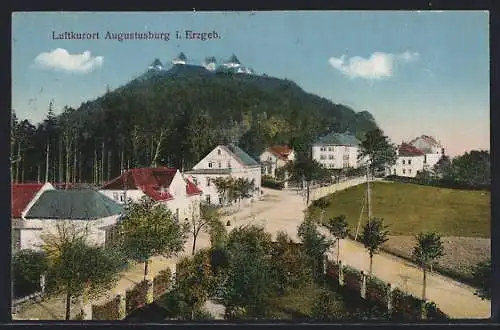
[311,182,490,238]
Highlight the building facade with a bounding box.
[185,144,262,206]
[20,189,123,251]
[99,167,202,221]
[389,135,446,178]
[259,145,295,178]
[312,132,361,169]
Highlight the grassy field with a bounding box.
[311,182,490,238]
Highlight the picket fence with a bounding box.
[324,258,449,321]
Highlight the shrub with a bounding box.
[424,301,449,320]
[126,280,150,314]
[92,295,121,320]
[12,250,48,299]
[391,288,424,320]
[326,261,340,282]
[153,268,172,300]
[385,175,490,191]
[262,177,285,190]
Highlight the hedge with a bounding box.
[424,301,449,320]
[343,266,362,292]
[262,178,285,190]
[385,175,490,191]
[92,295,121,320]
[153,268,172,300]
[126,280,150,314]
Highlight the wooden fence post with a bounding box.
[118,293,126,319]
[386,283,393,313]
[338,260,344,286]
[360,271,367,299]
[145,279,154,304]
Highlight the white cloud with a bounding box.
[34,48,103,73]
[328,51,419,80]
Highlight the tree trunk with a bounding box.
[37,164,41,183]
[78,151,82,183]
[369,252,373,275]
[422,266,427,300]
[306,182,310,205]
[336,239,340,264]
[59,138,63,183]
[65,287,72,320]
[72,142,77,183]
[45,142,50,182]
[144,259,149,281]
[15,142,21,183]
[107,150,112,181]
[101,141,105,185]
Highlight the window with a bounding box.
[320,155,326,160]
[227,161,231,168]
[218,149,221,155]
[208,162,213,168]
[403,169,406,174]
[328,147,332,152]
[424,155,427,164]
[207,178,211,186]
[402,160,406,165]
[408,159,412,165]
[218,162,222,168]
[112,192,119,201]
[119,193,125,202]
[409,169,412,174]
[328,155,334,160]
[206,195,211,204]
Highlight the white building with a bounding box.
[389,136,446,178]
[11,182,55,252]
[99,167,202,221]
[20,189,124,251]
[184,144,262,206]
[312,132,361,169]
[259,145,295,178]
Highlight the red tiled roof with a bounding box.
[399,143,425,157]
[12,184,44,218]
[101,167,202,201]
[268,145,293,161]
[186,179,203,196]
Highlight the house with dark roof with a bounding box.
[312,132,361,169]
[11,182,55,251]
[99,167,203,221]
[259,145,295,179]
[19,189,123,251]
[388,136,446,177]
[184,144,261,206]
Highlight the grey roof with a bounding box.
[224,144,260,166]
[314,132,360,146]
[25,190,124,220]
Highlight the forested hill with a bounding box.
[11,63,379,185]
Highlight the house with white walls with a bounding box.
[259,145,295,178]
[20,189,124,251]
[99,167,203,221]
[312,132,361,169]
[388,136,446,178]
[11,182,55,252]
[184,144,262,206]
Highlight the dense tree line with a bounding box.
[11,70,378,185]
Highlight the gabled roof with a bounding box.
[222,144,260,167]
[100,168,202,201]
[12,184,44,218]
[268,145,293,161]
[25,190,123,220]
[314,132,360,146]
[398,143,425,157]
